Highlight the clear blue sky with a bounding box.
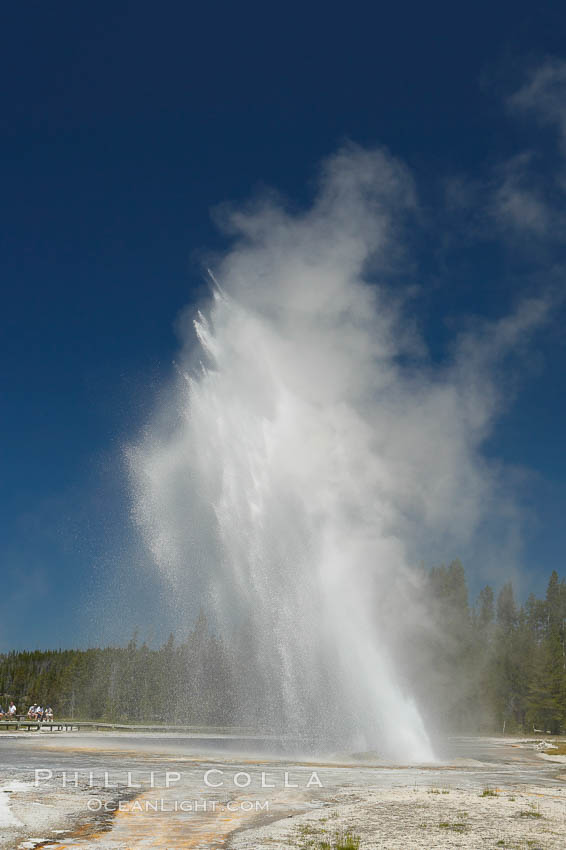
[2,2,566,650]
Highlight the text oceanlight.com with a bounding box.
[87,799,271,813]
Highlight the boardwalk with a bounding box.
[0,720,279,737]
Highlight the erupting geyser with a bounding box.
[129,145,547,761]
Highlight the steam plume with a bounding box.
[128,144,548,760]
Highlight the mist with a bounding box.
[128,144,549,760]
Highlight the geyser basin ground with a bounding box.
[1,733,566,848]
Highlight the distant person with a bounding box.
[0,706,5,718]
[36,705,44,721]
[27,704,37,719]
[45,706,53,721]
[8,701,16,717]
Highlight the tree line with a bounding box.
[1,564,565,734]
[0,612,235,726]
[409,563,566,735]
